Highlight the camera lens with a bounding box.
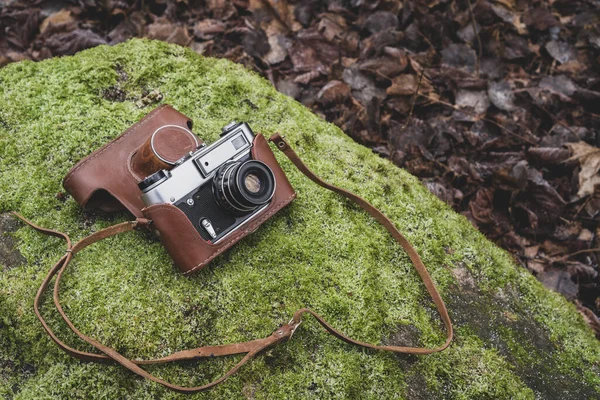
[244,173,261,193]
[213,160,275,214]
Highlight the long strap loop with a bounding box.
[270,134,453,354]
[13,134,452,393]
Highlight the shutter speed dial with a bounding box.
[220,121,240,137]
[138,170,169,192]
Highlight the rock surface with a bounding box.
[0,39,599,399]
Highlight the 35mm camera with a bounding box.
[138,122,276,243]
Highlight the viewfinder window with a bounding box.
[232,135,246,150]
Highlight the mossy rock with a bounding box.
[0,39,599,399]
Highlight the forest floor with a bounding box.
[1,0,599,334]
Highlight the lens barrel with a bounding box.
[213,160,275,214]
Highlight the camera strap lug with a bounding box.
[268,133,290,151]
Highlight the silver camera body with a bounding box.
[139,122,276,243]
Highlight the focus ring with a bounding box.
[212,160,275,215]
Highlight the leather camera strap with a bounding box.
[13,134,452,393]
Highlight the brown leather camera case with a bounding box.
[63,105,296,274]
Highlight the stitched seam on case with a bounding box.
[63,105,168,186]
[183,192,296,275]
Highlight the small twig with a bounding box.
[554,248,600,263]
[584,111,600,119]
[400,69,425,133]
[359,68,394,82]
[417,93,538,145]
[350,96,365,112]
[467,0,482,78]
[532,102,579,140]
[559,216,571,224]
[416,30,438,55]
[549,59,557,76]
[575,196,592,218]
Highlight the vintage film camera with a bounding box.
[138,122,276,243]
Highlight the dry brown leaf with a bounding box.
[527,259,546,274]
[490,4,528,35]
[576,301,600,339]
[492,0,517,9]
[190,40,213,55]
[193,19,226,39]
[341,57,357,68]
[249,0,295,34]
[556,59,588,75]
[264,34,288,64]
[527,147,570,164]
[538,267,578,299]
[43,29,106,55]
[293,70,320,84]
[40,9,75,34]
[317,80,350,105]
[386,74,417,96]
[386,73,436,97]
[455,90,490,114]
[318,14,346,41]
[566,142,600,197]
[146,21,191,46]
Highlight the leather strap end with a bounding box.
[271,321,301,343]
[268,133,289,151]
[133,218,153,230]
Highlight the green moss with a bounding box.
[0,39,599,399]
